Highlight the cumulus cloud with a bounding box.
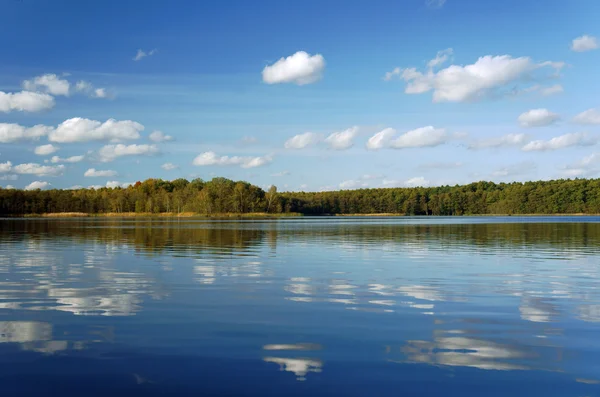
[573,108,600,125]
[161,163,178,171]
[25,181,50,191]
[133,48,157,61]
[149,130,174,143]
[571,35,598,52]
[23,74,70,96]
[262,51,325,85]
[0,123,52,143]
[386,51,564,102]
[49,118,144,143]
[284,132,321,149]
[98,144,159,162]
[3,185,15,189]
[522,132,595,152]
[14,163,65,177]
[518,108,560,127]
[366,127,447,150]
[50,155,85,164]
[390,126,447,148]
[366,128,396,150]
[84,168,118,177]
[34,144,59,156]
[0,161,12,173]
[192,151,273,168]
[469,133,527,149]
[0,91,55,113]
[325,126,359,150]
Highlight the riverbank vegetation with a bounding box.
[2,177,600,216]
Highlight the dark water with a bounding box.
[1,217,599,396]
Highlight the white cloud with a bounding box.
[284,132,321,149]
[390,126,447,148]
[149,130,173,142]
[325,126,359,150]
[405,177,430,187]
[74,80,110,99]
[105,181,133,189]
[518,108,560,127]
[0,161,12,173]
[75,80,92,92]
[384,68,402,82]
[540,84,563,96]
[0,123,52,143]
[49,118,144,143]
[366,128,396,150]
[98,144,159,162]
[14,163,65,177]
[427,48,453,69]
[161,163,178,171]
[0,91,55,113]
[93,88,107,98]
[571,35,598,52]
[84,168,118,177]
[3,185,15,189]
[192,151,273,168]
[23,74,70,96]
[469,133,527,149]
[522,132,595,152]
[573,108,600,125]
[262,51,325,85]
[50,155,85,164]
[561,153,600,178]
[25,181,50,190]
[426,0,446,9]
[133,48,157,61]
[387,51,564,102]
[339,179,369,190]
[34,144,59,156]
[492,161,536,177]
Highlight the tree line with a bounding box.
[1,177,600,216]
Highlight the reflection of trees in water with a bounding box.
[3,220,600,255]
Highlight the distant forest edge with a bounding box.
[2,177,600,216]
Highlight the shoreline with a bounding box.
[16,212,302,219]
[4,212,600,218]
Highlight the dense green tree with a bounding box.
[2,177,600,216]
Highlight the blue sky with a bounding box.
[1,0,600,191]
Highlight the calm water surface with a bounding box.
[1,217,599,396]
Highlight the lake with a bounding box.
[0,217,599,396]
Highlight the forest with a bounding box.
[1,177,600,216]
